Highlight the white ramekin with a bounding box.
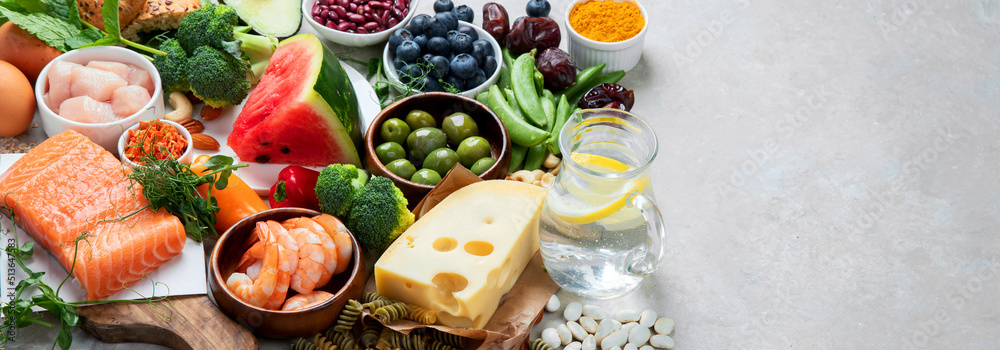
[565,0,648,72]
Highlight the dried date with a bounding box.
[578,83,635,111]
[506,16,561,56]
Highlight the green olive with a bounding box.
[380,118,411,145]
[441,112,479,145]
[456,136,491,167]
[470,157,496,175]
[423,147,460,176]
[406,127,448,164]
[385,158,417,179]
[411,168,442,185]
[375,141,406,165]
[404,109,436,130]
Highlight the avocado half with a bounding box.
[223,0,302,38]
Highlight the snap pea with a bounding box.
[512,49,548,127]
[541,89,556,130]
[508,144,528,173]
[523,143,547,171]
[502,47,515,70]
[534,70,545,94]
[545,94,572,154]
[556,63,605,105]
[498,66,512,91]
[503,88,528,121]
[476,90,490,105]
[487,85,549,147]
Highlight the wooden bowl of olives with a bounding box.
[364,92,511,205]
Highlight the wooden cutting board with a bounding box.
[78,294,257,350]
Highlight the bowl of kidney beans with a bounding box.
[303,0,418,47]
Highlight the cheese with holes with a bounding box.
[374,180,547,329]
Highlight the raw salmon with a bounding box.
[0,130,186,300]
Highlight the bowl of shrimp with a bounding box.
[208,207,365,338]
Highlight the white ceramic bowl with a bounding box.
[117,119,194,169]
[304,0,419,47]
[34,46,164,156]
[565,0,648,72]
[383,21,502,98]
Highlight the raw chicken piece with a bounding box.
[86,61,130,81]
[46,61,81,108]
[111,85,152,117]
[125,64,155,94]
[59,96,117,124]
[42,93,59,114]
[70,66,128,102]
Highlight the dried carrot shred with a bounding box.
[125,120,188,166]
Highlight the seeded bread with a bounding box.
[121,0,202,41]
[78,0,146,30]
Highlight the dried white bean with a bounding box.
[546,295,561,312]
[638,310,657,328]
[623,344,638,350]
[653,318,674,335]
[566,341,583,350]
[568,320,588,341]
[557,324,573,345]
[542,328,561,348]
[582,304,608,320]
[616,309,640,323]
[620,322,639,334]
[650,335,674,349]
[582,334,597,350]
[628,326,650,346]
[609,347,622,350]
[612,319,622,330]
[564,302,583,321]
[580,316,599,334]
[595,319,615,343]
[600,330,628,350]
[639,346,654,350]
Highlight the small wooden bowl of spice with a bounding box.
[117,119,193,169]
[565,0,648,72]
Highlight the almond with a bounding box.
[190,133,220,150]
[200,105,223,121]
[177,118,204,134]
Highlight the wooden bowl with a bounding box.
[207,208,365,339]
[364,92,512,205]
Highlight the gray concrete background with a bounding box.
[8,0,999,348]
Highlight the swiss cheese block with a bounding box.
[374,180,547,329]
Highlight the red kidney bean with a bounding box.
[349,3,357,12]
[326,21,338,29]
[380,10,391,25]
[337,0,347,6]
[337,22,354,31]
[318,0,407,34]
[356,27,368,34]
[332,5,346,18]
[348,13,364,22]
[364,22,379,30]
[312,6,321,16]
[387,17,398,27]
[369,1,382,8]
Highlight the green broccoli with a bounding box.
[152,39,189,93]
[347,176,414,252]
[315,164,369,217]
[175,3,241,54]
[186,46,252,108]
[233,26,279,84]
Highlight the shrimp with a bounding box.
[312,214,354,275]
[283,217,337,289]
[268,220,300,275]
[245,260,262,280]
[238,220,299,275]
[261,222,293,310]
[285,227,326,294]
[239,222,291,309]
[226,272,254,302]
[281,290,334,311]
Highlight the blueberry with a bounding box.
[388,28,413,52]
[443,74,465,92]
[481,55,498,76]
[433,0,454,13]
[428,55,450,79]
[421,76,443,92]
[449,32,473,54]
[446,30,460,42]
[526,0,551,17]
[421,53,434,64]
[395,40,421,63]
[408,14,431,36]
[422,17,448,38]
[471,39,493,63]
[452,4,474,23]
[450,53,478,80]
[427,36,451,56]
[465,69,487,90]
[398,63,423,85]
[393,57,407,70]
[457,26,479,41]
[413,34,429,52]
[435,11,458,31]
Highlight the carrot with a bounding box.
[0,22,63,84]
[125,120,188,165]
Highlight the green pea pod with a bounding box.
[545,94,572,154]
[541,89,556,131]
[508,144,528,173]
[503,88,528,121]
[487,85,549,147]
[512,49,548,128]
[498,66,512,91]
[476,91,490,105]
[523,143,547,171]
[556,63,606,105]
[502,47,515,70]
[534,70,545,94]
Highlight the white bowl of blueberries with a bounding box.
[382,0,501,98]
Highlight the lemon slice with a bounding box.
[547,153,646,225]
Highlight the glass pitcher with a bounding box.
[539,108,666,299]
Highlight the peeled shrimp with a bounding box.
[311,214,354,275]
[281,290,334,311]
[226,273,254,302]
[284,217,339,287]
[238,220,299,277]
[261,222,293,310]
[230,222,292,309]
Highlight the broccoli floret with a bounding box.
[186,46,252,108]
[347,176,414,252]
[233,26,278,83]
[175,4,240,54]
[315,164,369,217]
[152,39,189,93]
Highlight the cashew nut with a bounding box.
[507,169,555,188]
[163,92,192,122]
[540,173,555,188]
[543,153,561,170]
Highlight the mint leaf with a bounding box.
[0,8,78,51]
[46,0,81,29]
[13,0,45,14]
[65,27,102,49]
[101,0,119,38]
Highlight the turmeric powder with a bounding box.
[569,0,645,43]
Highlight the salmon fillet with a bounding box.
[0,130,186,300]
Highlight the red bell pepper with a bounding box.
[269,165,321,210]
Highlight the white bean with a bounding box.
[542,328,561,348]
[582,334,597,350]
[639,346,654,350]
[616,309,640,323]
[650,335,674,349]
[595,319,615,343]
[582,304,608,320]
[558,324,573,345]
[628,326,650,346]
[609,347,622,350]
[653,318,674,335]
[546,295,561,312]
[564,302,583,321]
[638,310,657,328]
[612,319,622,330]
[568,320,588,341]
[566,341,583,350]
[620,322,639,334]
[600,330,628,350]
[623,344,638,350]
[580,316,599,334]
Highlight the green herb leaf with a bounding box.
[204,155,234,169]
[56,320,73,349]
[100,0,119,37]
[13,0,45,14]
[65,27,103,49]
[0,8,78,51]
[45,0,80,28]
[366,57,380,79]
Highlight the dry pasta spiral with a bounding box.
[530,338,554,350]
[334,299,363,334]
[373,301,412,323]
[406,305,437,325]
[323,327,358,350]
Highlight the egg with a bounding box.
[0,59,35,137]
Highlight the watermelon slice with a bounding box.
[228,33,363,167]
